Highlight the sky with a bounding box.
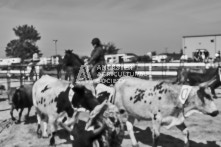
[0,0,221,58]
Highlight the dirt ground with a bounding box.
[0,85,221,147]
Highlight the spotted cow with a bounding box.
[112,76,219,147]
[32,75,99,145]
[94,83,139,147]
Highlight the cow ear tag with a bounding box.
[179,85,192,104]
[218,67,221,81]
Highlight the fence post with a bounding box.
[6,66,11,90]
[19,66,23,86]
[149,63,152,80]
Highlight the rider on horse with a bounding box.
[86,38,105,79]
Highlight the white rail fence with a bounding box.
[0,62,220,80]
[106,62,220,79]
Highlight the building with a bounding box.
[105,53,138,64]
[182,34,221,58]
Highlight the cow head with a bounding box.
[72,84,99,111]
[185,80,219,117]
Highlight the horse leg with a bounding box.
[65,68,69,81]
[58,69,61,79]
[73,70,79,83]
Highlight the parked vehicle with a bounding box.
[105,53,138,63]
[152,55,170,63]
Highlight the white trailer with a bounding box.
[0,58,21,66]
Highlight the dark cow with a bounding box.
[113,76,219,147]
[175,67,221,98]
[0,85,5,90]
[32,75,99,146]
[0,85,6,95]
[8,84,33,123]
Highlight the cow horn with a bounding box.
[199,77,217,88]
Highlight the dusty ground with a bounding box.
[0,84,221,147]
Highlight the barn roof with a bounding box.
[183,34,221,38]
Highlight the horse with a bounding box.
[62,50,138,85]
[62,49,85,83]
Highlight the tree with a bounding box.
[137,55,151,63]
[103,42,120,54]
[5,24,42,61]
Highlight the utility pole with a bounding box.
[53,40,58,55]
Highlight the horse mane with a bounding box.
[63,50,84,66]
[71,53,84,65]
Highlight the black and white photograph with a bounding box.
[0,0,221,147]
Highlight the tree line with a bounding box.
[5,24,120,62]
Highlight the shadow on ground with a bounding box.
[0,108,10,112]
[0,98,7,102]
[24,115,37,124]
[132,127,220,147]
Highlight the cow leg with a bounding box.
[50,132,56,146]
[49,116,57,145]
[69,111,80,140]
[69,125,74,140]
[36,112,42,138]
[10,106,16,121]
[176,123,189,147]
[210,88,217,99]
[42,121,48,138]
[25,107,31,121]
[152,120,161,147]
[17,108,24,123]
[125,121,139,147]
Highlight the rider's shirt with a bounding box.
[88,46,105,65]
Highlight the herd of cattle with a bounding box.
[5,66,221,147]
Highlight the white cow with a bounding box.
[112,76,219,147]
[32,75,99,145]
